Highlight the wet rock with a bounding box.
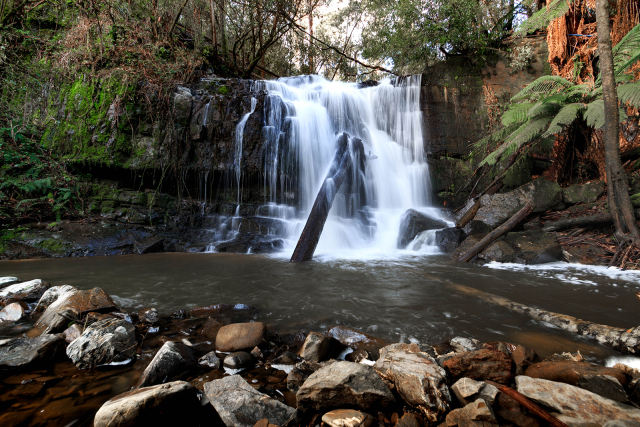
[502,230,563,264]
[615,363,640,381]
[300,332,343,362]
[252,420,281,427]
[199,351,222,370]
[544,351,585,362]
[94,380,199,427]
[446,398,498,426]
[223,351,254,369]
[451,378,499,406]
[477,240,516,263]
[0,334,65,367]
[63,323,83,343]
[463,221,493,236]
[578,374,628,402]
[375,343,450,422]
[450,337,481,353]
[516,375,640,425]
[34,285,77,314]
[297,361,394,411]
[326,326,386,355]
[251,346,263,359]
[603,421,640,427]
[442,348,514,384]
[397,209,448,249]
[271,351,299,366]
[204,374,295,427]
[66,318,136,368]
[495,392,540,427]
[173,86,193,126]
[396,413,422,427]
[35,287,118,334]
[138,308,159,324]
[451,235,483,261]
[0,302,26,321]
[287,360,334,394]
[322,409,374,427]
[435,227,465,253]
[563,181,605,205]
[0,276,18,288]
[345,349,370,364]
[0,279,50,302]
[137,341,197,388]
[511,344,537,376]
[524,361,629,388]
[215,322,266,352]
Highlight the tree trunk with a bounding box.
[218,0,228,59]
[209,0,217,56]
[308,0,314,73]
[595,0,640,245]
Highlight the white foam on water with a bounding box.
[485,262,640,285]
[606,356,640,370]
[271,364,295,374]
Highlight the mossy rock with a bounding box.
[35,239,73,255]
[116,191,147,206]
[563,181,605,205]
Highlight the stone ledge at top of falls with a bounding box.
[397,210,448,249]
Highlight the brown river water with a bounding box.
[1,252,640,426]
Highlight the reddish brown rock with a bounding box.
[442,349,514,384]
[215,322,266,352]
[511,344,537,375]
[200,317,224,339]
[495,391,540,427]
[396,413,422,427]
[524,361,630,388]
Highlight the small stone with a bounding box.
[137,341,196,388]
[450,337,480,353]
[251,346,263,359]
[224,351,254,369]
[199,351,222,370]
[138,307,159,324]
[511,344,537,375]
[451,378,483,405]
[321,409,373,427]
[0,302,26,321]
[578,374,628,402]
[300,332,343,362]
[396,413,422,427]
[215,322,266,352]
[63,324,83,343]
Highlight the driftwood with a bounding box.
[494,384,570,427]
[449,282,640,354]
[457,203,533,262]
[456,182,503,229]
[543,209,640,232]
[290,133,364,263]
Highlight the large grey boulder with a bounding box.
[435,227,466,253]
[137,341,196,388]
[94,381,199,427]
[204,375,295,427]
[375,343,450,423]
[478,230,562,264]
[0,279,50,301]
[0,334,65,368]
[475,179,562,227]
[297,361,394,411]
[397,209,448,249]
[66,318,136,368]
[563,181,605,205]
[516,375,640,425]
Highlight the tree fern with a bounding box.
[584,99,628,129]
[511,76,575,102]
[526,100,563,118]
[618,82,640,108]
[542,103,586,137]
[501,103,534,127]
[480,117,552,166]
[612,23,640,73]
[514,0,574,37]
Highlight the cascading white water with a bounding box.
[251,75,451,258]
[234,96,257,205]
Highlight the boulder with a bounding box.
[452,235,483,262]
[0,302,26,321]
[66,318,136,368]
[475,179,562,227]
[442,348,514,384]
[397,209,448,249]
[223,351,254,369]
[511,344,537,376]
[0,276,18,288]
[0,334,65,367]
[516,375,640,425]
[502,230,563,264]
[300,332,343,362]
[215,322,266,352]
[578,374,628,402]
[524,361,629,388]
[287,360,335,394]
[63,324,83,343]
[374,343,450,422]
[435,227,466,253]
[603,422,640,427]
[396,413,422,427]
[199,351,222,370]
[94,381,199,427]
[463,221,493,236]
[0,279,50,301]
[204,375,295,427]
[477,241,517,263]
[449,337,480,353]
[297,361,394,411]
[35,287,118,334]
[137,341,197,388]
[451,377,499,406]
[445,398,498,426]
[33,285,76,314]
[322,409,374,427]
[563,181,605,205]
[495,392,540,427]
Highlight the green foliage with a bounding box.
[514,0,573,36]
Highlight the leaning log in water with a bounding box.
[290,133,364,262]
[449,283,640,354]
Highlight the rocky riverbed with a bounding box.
[2,276,640,427]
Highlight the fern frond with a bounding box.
[514,0,573,37]
[542,103,586,137]
[584,100,628,128]
[618,82,640,108]
[480,117,551,166]
[616,51,640,77]
[527,100,563,118]
[512,76,575,102]
[613,23,640,74]
[501,103,534,127]
[472,124,518,152]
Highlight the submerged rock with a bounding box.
[0,334,65,367]
[94,381,199,427]
[66,318,136,368]
[0,279,50,302]
[296,361,394,411]
[204,375,295,427]
[215,322,266,352]
[300,331,344,363]
[397,209,447,249]
[137,341,197,388]
[375,343,450,423]
[223,351,254,369]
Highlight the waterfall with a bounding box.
[234,96,257,205]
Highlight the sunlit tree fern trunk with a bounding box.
[595,0,640,244]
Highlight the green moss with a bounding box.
[217,85,229,95]
[35,238,72,255]
[631,193,640,208]
[0,228,27,254]
[101,207,115,215]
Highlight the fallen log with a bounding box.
[492,383,570,427]
[449,282,640,354]
[455,182,503,229]
[290,133,364,262]
[542,209,640,232]
[457,203,533,262]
